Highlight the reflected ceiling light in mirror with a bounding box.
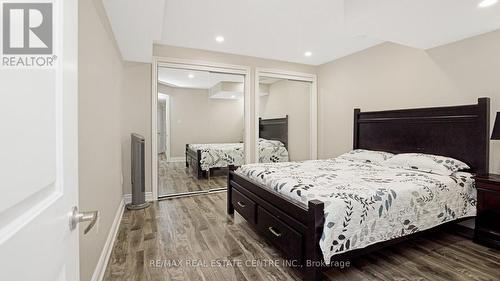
[215,36,225,43]
[478,0,498,8]
[188,73,195,79]
[304,51,312,57]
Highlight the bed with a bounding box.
[227,98,490,281]
[185,116,289,179]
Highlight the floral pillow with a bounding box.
[383,153,470,175]
[339,149,394,164]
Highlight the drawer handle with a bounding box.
[237,201,246,208]
[268,226,282,237]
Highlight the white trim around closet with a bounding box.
[254,68,318,162]
[151,57,251,200]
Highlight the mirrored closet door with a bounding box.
[154,63,249,199]
[256,70,317,163]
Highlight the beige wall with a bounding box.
[260,80,311,161]
[121,62,152,196]
[154,45,317,74]
[78,1,124,280]
[154,45,317,163]
[123,31,500,193]
[318,30,500,174]
[119,45,316,194]
[158,84,244,157]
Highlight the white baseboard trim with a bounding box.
[168,157,185,163]
[123,191,154,204]
[90,198,125,281]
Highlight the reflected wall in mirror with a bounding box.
[258,77,312,162]
[157,67,245,197]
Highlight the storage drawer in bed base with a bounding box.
[231,189,257,224]
[256,206,303,262]
[231,182,307,264]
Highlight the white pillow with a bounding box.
[339,149,394,163]
[383,153,470,175]
[258,138,284,147]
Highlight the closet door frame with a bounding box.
[152,57,251,200]
[254,68,318,162]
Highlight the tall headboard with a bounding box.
[353,98,490,175]
[259,116,288,148]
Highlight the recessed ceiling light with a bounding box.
[304,51,312,57]
[188,73,195,79]
[231,95,236,99]
[215,36,225,43]
[478,0,498,8]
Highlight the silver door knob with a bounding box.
[69,206,99,234]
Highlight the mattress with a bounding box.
[188,138,289,171]
[236,156,476,264]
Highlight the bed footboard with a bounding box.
[227,167,325,280]
[185,144,206,179]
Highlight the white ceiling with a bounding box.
[345,0,500,49]
[103,0,165,62]
[158,67,244,89]
[104,0,500,65]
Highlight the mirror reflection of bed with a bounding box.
[259,76,312,161]
[156,67,245,197]
[186,117,291,182]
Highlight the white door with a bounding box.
[164,95,170,160]
[0,1,80,281]
[157,99,166,154]
[157,94,169,157]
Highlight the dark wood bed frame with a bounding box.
[259,116,289,149]
[185,116,289,179]
[227,98,490,281]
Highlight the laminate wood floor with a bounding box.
[103,193,500,281]
[158,155,226,196]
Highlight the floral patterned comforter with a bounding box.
[236,157,476,264]
[188,139,289,171]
